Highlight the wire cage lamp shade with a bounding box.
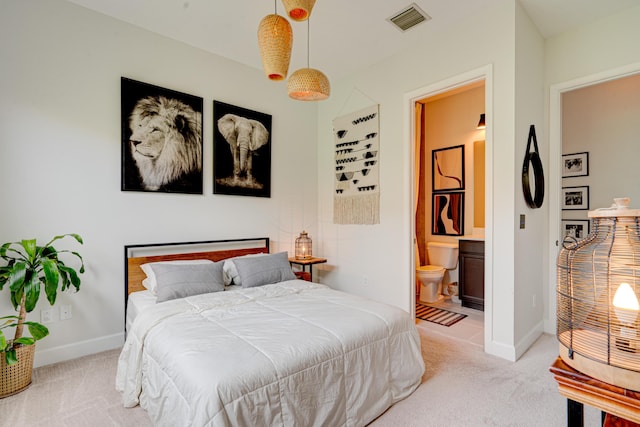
[295,231,312,260]
[556,197,640,391]
[258,13,293,81]
[282,0,316,21]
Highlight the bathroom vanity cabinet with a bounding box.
[458,239,484,311]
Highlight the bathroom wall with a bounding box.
[414,83,485,286]
[422,84,485,247]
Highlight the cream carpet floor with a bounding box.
[0,327,602,426]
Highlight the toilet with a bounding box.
[416,241,459,304]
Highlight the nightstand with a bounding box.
[288,257,327,282]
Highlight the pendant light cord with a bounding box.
[306,17,310,68]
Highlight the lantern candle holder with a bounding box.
[557,197,640,391]
[295,231,312,260]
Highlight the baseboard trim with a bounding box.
[34,332,124,368]
[515,321,544,360]
[485,339,517,361]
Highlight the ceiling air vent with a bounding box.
[387,3,431,32]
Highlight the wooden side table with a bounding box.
[549,356,640,427]
[288,257,327,282]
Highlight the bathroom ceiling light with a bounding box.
[477,114,486,129]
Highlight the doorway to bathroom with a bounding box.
[411,78,487,348]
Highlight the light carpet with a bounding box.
[0,328,602,426]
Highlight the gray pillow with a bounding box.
[233,252,296,288]
[152,262,225,303]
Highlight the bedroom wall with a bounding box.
[0,0,319,367]
[513,1,546,356]
[562,75,640,219]
[315,0,536,360]
[543,5,640,333]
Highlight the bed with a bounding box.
[116,238,424,427]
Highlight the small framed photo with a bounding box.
[561,186,589,210]
[432,192,464,236]
[562,220,590,239]
[562,152,589,178]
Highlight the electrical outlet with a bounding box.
[60,304,72,320]
[41,309,54,324]
[363,276,368,285]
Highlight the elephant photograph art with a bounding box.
[213,101,272,197]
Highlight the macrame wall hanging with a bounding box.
[332,104,380,224]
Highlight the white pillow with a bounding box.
[222,253,269,286]
[140,259,214,294]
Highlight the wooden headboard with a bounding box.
[124,238,270,296]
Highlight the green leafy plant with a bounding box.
[0,234,84,365]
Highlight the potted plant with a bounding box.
[0,233,84,397]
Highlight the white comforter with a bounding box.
[116,281,424,427]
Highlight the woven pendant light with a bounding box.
[287,17,330,101]
[258,13,292,81]
[288,68,330,100]
[282,0,316,21]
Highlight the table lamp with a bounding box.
[295,231,312,260]
[557,197,640,391]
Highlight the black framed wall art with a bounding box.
[562,152,589,178]
[432,145,465,192]
[561,186,589,210]
[121,77,203,194]
[213,101,272,197]
[432,192,464,236]
[562,219,590,239]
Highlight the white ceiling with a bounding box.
[65,0,638,81]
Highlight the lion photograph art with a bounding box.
[213,101,272,197]
[121,78,203,194]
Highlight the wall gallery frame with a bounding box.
[432,192,464,236]
[121,77,203,194]
[432,145,465,191]
[561,220,590,239]
[561,186,589,210]
[213,101,272,197]
[562,152,589,178]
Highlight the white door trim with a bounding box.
[403,64,494,352]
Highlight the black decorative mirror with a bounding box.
[522,124,544,209]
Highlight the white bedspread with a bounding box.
[116,281,424,427]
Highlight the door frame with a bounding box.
[404,64,493,351]
[546,61,640,333]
